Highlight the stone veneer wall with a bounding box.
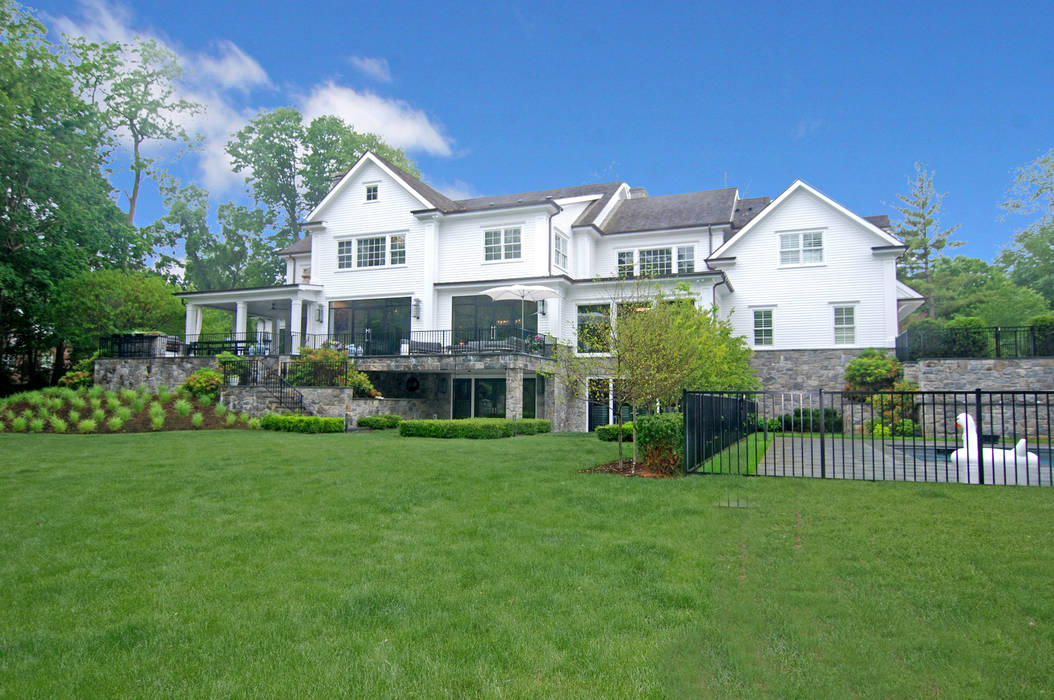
[95,357,217,392]
[219,386,446,424]
[749,349,870,392]
[903,357,1054,392]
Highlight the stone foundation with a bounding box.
[749,349,871,392]
[95,357,217,392]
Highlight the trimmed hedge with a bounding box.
[260,414,345,433]
[358,414,403,430]
[398,418,551,439]
[595,422,634,441]
[635,413,684,475]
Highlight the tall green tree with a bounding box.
[66,36,202,227]
[0,1,140,387]
[893,163,963,318]
[227,108,420,252]
[998,149,1054,306]
[924,256,1049,325]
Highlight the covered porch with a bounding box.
[176,284,325,356]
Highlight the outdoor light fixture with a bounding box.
[316,305,324,323]
[271,302,277,311]
[538,299,547,316]
[412,298,422,319]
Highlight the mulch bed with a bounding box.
[3,394,244,434]
[580,460,679,479]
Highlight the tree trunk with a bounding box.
[50,342,66,386]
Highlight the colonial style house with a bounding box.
[177,151,922,431]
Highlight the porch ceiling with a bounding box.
[177,284,323,315]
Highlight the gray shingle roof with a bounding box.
[601,188,738,234]
[863,214,891,230]
[449,182,623,215]
[367,152,461,212]
[733,196,771,229]
[277,235,311,256]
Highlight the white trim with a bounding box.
[481,225,523,264]
[709,180,904,259]
[306,152,433,221]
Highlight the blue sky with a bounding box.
[31,0,1054,261]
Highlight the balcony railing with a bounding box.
[895,325,1054,362]
[99,328,558,359]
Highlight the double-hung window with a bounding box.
[554,233,569,270]
[365,184,379,201]
[677,246,695,273]
[753,309,773,346]
[484,227,521,261]
[617,251,635,278]
[779,231,824,265]
[577,303,611,353]
[834,306,855,344]
[337,233,407,270]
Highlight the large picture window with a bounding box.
[577,303,611,353]
[616,246,694,277]
[357,236,386,267]
[337,233,407,270]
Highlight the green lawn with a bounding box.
[2,431,1052,697]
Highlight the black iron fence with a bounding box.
[685,389,1054,486]
[895,325,1054,361]
[100,328,557,359]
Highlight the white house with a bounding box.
[177,151,922,430]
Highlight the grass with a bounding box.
[1,431,1052,696]
[702,433,773,474]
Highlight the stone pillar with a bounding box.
[505,367,523,419]
[289,299,302,355]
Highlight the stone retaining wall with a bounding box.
[95,357,216,392]
[904,357,1054,392]
[749,349,870,392]
[219,386,446,425]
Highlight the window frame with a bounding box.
[753,308,774,347]
[834,305,856,345]
[615,245,696,277]
[335,232,408,271]
[365,183,379,202]
[482,226,523,263]
[778,230,825,267]
[553,232,569,271]
[576,303,612,354]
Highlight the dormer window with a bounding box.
[365,184,379,202]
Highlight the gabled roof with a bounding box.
[733,196,771,229]
[277,235,312,256]
[708,180,904,259]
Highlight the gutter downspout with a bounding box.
[545,197,563,277]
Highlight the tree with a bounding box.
[53,269,186,358]
[547,280,757,470]
[893,163,963,318]
[999,149,1054,306]
[67,36,203,226]
[0,1,141,387]
[924,256,1049,325]
[227,108,420,252]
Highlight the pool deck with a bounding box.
[756,437,1054,486]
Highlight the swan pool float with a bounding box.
[949,413,1039,485]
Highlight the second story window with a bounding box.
[365,184,379,201]
[677,246,695,273]
[639,248,672,276]
[483,227,522,262]
[617,251,634,277]
[617,246,695,277]
[337,233,407,270]
[554,233,569,270]
[779,231,823,265]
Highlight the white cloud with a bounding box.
[193,40,273,93]
[349,56,392,83]
[301,82,452,157]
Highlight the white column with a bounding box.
[184,303,202,338]
[234,301,248,339]
[290,299,302,355]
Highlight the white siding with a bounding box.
[717,188,899,349]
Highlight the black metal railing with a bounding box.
[220,358,259,386]
[258,367,305,414]
[101,328,559,359]
[278,360,358,388]
[685,389,1054,486]
[895,325,1054,361]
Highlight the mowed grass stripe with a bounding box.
[1,431,1052,697]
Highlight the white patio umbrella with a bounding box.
[480,284,558,336]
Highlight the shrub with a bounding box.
[260,414,345,433]
[120,388,138,403]
[58,352,98,389]
[197,393,214,407]
[213,402,227,417]
[174,399,192,417]
[248,417,262,430]
[191,412,204,428]
[49,416,68,433]
[107,417,125,432]
[0,421,5,432]
[596,422,634,442]
[1029,312,1054,356]
[283,345,375,395]
[106,396,122,411]
[29,418,45,433]
[844,349,900,396]
[149,401,164,417]
[92,408,106,422]
[239,412,250,423]
[156,386,172,403]
[225,413,238,426]
[635,413,684,475]
[398,418,550,439]
[151,414,165,431]
[181,368,223,399]
[945,316,991,357]
[87,386,104,398]
[774,408,842,433]
[89,397,102,410]
[215,351,251,384]
[11,417,27,432]
[357,414,403,430]
[68,410,81,423]
[131,397,146,413]
[70,395,86,411]
[116,406,132,421]
[77,419,97,434]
